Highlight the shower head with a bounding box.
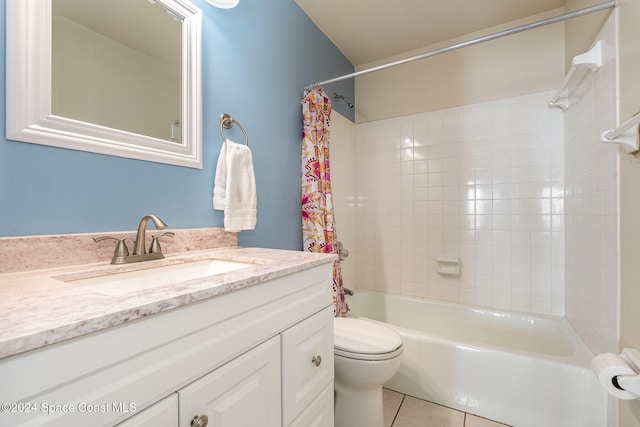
[333,92,354,109]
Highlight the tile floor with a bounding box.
[383,389,512,427]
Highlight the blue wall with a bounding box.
[0,0,354,250]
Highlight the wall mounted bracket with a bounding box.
[601,112,640,154]
[549,40,604,110]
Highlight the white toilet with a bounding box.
[333,317,404,427]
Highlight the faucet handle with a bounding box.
[93,235,130,258]
[149,231,175,254]
[336,241,349,261]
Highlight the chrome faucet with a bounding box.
[343,287,353,313]
[336,241,349,261]
[93,214,174,264]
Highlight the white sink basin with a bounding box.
[66,259,254,296]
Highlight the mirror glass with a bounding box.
[6,0,202,168]
[52,0,183,143]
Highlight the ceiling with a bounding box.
[295,0,567,66]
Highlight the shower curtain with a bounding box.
[301,87,347,317]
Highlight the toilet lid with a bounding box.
[334,317,403,355]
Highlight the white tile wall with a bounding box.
[352,91,565,315]
[563,14,618,355]
[330,14,619,330]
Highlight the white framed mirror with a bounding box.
[6,0,203,169]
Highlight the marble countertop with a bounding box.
[0,247,336,359]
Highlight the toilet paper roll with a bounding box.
[591,353,638,400]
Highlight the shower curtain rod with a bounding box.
[304,0,616,91]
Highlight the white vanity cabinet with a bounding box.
[176,305,334,427]
[0,263,334,427]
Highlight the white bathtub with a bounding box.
[348,291,607,427]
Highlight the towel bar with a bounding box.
[219,113,249,146]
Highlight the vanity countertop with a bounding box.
[0,247,336,359]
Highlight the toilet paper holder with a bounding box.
[610,348,640,398]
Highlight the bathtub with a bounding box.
[348,291,607,427]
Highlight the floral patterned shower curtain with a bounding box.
[301,87,347,317]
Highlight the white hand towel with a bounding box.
[212,139,257,232]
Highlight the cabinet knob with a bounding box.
[191,414,209,427]
[312,355,322,367]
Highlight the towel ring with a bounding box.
[219,113,249,146]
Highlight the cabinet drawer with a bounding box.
[288,382,334,427]
[281,306,334,425]
[117,394,178,427]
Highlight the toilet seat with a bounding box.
[334,317,403,361]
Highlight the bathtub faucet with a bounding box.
[337,241,349,261]
[343,287,353,312]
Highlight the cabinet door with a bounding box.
[178,336,281,427]
[281,306,334,425]
[117,394,178,427]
